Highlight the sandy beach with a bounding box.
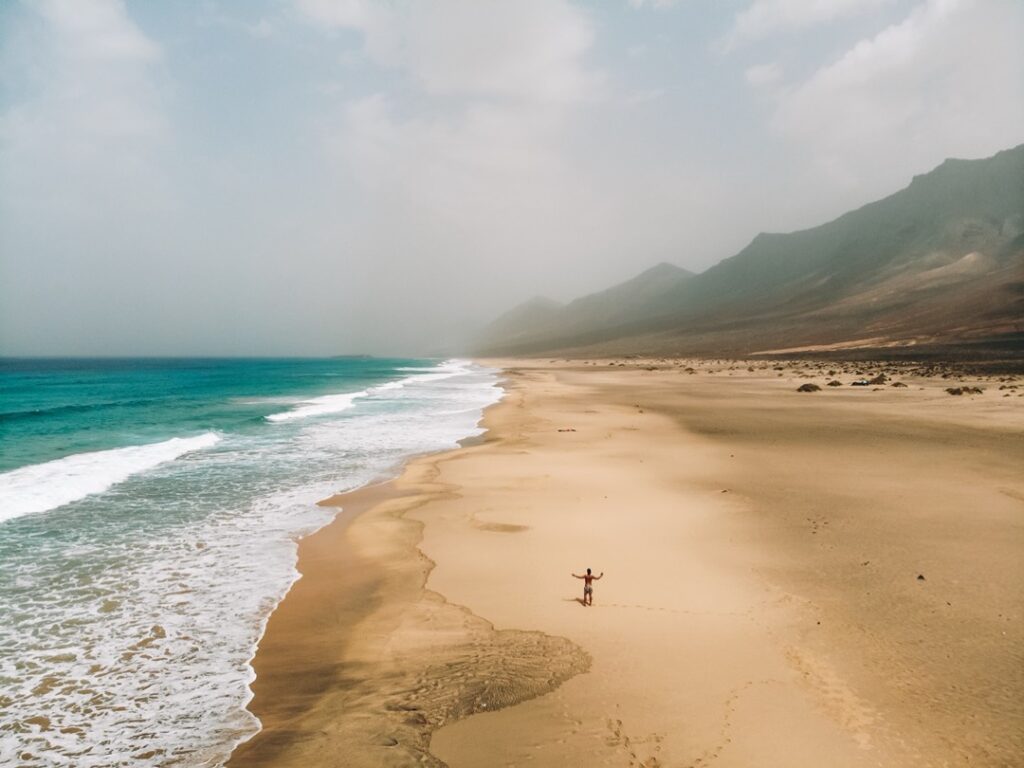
[230,359,1023,767]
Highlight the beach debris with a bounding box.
[851,379,870,386]
[796,383,821,392]
[891,381,908,388]
[557,428,577,432]
[917,574,926,581]
[827,380,843,386]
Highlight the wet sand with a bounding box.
[231,359,1024,767]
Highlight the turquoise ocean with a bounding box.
[0,357,501,767]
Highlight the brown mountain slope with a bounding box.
[476,145,1024,358]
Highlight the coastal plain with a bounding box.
[231,359,1024,767]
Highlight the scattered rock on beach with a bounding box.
[917,574,926,581]
[797,383,821,392]
[946,386,984,396]
[891,381,908,388]
[827,380,843,387]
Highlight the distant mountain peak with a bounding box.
[639,261,692,277]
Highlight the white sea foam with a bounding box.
[0,433,221,523]
[264,360,473,423]
[264,389,369,422]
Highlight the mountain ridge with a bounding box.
[476,144,1024,357]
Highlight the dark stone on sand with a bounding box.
[868,374,888,385]
[917,574,926,581]
[891,381,908,387]
[797,383,821,392]
[946,386,984,395]
[827,380,843,386]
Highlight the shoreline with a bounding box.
[227,480,402,764]
[228,386,589,767]
[230,358,1023,766]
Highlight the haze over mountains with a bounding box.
[477,145,1024,358]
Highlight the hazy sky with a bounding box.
[2,0,1022,356]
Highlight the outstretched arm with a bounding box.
[572,573,584,579]
[594,572,604,580]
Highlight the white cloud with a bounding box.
[37,0,160,63]
[297,0,613,281]
[292,0,617,337]
[628,0,683,9]
[330,94,566,211]
[627,87,667,104]
[0,0,179,354]
[745,62,782,87]
[297,0,601,102]
[769,0,1024,188]
[1,0,169,215]
[298,0,731,341]
[248,18,275,39]
[723,0,896,49]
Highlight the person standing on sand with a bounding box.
[572,568,603,606]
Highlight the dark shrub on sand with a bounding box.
[827,380,843,387]
[797,383,821,392]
